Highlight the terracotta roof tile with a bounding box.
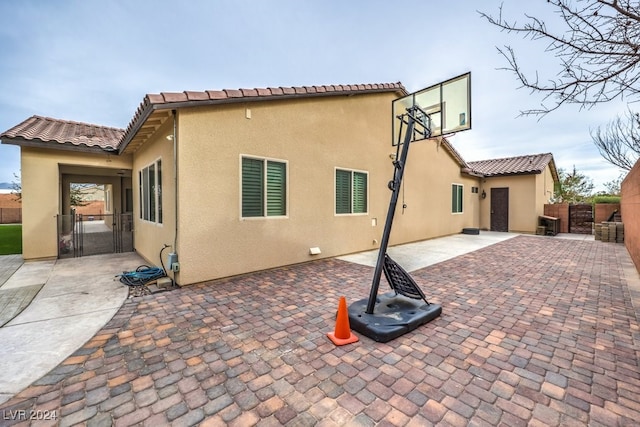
[240,88,258,97]
[0,115,123,150]
[185,91,210,101]
[224,89,243,98]
[468,153,554,177]
[162,92,188,103]
[206,90,228,99]
[146,94,165,104]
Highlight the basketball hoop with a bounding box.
[348,72,472,343]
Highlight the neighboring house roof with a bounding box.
[0,115,123,153]
[119,82,407,154]
[468,153,559,182]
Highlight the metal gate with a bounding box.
[569,204,593,234]
[57,212,133,258]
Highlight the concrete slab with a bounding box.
[0,252,145,405]
[0,259,55,290]
[0,309,118,396]
[0,254,23,286]
[0,284,43,327]
[337,231,519,271]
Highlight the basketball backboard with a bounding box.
[392,72,471,145]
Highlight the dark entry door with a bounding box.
[490,188,509,232]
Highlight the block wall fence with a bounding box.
[621,163,640,272]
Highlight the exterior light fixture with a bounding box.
[481,190,486,199]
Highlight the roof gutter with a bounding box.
[460,167,484,178]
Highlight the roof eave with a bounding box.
[461,167,484,178]
[484,170,543,178]
[1,137,117,154]
[547,158,560,183]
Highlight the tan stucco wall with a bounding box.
[536,166,556,213]
[165,94,479,285]
[479,166,555,233]
[131,119,177,277]
[21,147,132,259]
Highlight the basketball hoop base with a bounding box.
[348,293,442,343]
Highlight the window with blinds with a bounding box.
[241,156,287,218]
[452,183,463,214]
[139,159,163,224]
[336,168,368,214]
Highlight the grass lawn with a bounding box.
[0,224,22,255]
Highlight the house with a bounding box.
[0,82,559,286]
[468,153,559,233]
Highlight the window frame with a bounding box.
[139,158,163,224]
[335,167,369,215]
[452,183,464,214]
[240,155,289,220]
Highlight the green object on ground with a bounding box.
[0,224,22,255]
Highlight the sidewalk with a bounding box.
[0,252,144,404]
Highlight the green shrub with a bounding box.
[592,195,621,204]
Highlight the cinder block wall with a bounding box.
[594,203,620,224]
[544,204,569,233]
[621,164,640,272]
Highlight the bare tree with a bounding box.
[591,107,640,170]
[479,1,640,116]
[10,172,21,202]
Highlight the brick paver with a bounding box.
[1,235,639,425]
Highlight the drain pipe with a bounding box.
[169,109,179,286]
[172,109,178,251]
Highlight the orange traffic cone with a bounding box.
[327,296,359,345]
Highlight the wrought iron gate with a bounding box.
[57,212,133,258]
[569,204,593,234]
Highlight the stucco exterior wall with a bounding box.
[131,119,177,275]
[479,168,554,233]
[536,166,556,213]
[167,94,478,285]
[20,147,131,259]
[389,140,480,244]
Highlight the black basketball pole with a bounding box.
[365,109,419,314]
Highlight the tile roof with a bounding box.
[0,115,123,151]
[120,82,406,152]
[467,153,557,178]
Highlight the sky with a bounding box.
[0,0,631,191]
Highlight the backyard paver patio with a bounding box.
[0,235,639,426]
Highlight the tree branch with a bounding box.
[479,0,640,115]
